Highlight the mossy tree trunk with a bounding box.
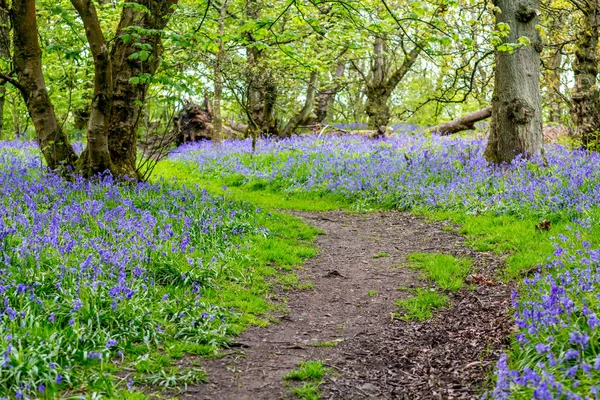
[365,37,421,137]
[12,0,79,171]
[570,2,600,150]
[485,0,543,164]
[106,0,178,179]
[245,0,278,138]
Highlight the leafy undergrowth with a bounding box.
[0,142,318,399]
[283,360,330,399]
[171,134,600,397]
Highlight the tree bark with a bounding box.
[314,60,346,124]
[432,106,492,135]
[107,0,178,179]
[281,71,318,138]
[70,0,114,176]
[0,3,9,139]
[485,0,543,164]
[365,37,422,135]
[245,0,277,138]
[546,48,563,124]
[212,0,228,144]
[12,0,78,170]
[570,1,600,150]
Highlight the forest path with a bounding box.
[182,210,512,400]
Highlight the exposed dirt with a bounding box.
[181,210,513,399]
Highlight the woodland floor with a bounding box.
[178,210,513,399]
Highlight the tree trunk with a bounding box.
[365,87,391,133]
[432,106,492,135]
[213,0,228,144]
[570,2,600,150]
[0,4,9,139]
[546,48,563,124]
[245,0,277,138]
[12,0,78,170]
[314,60,346,124]
[70,0,114,176]
[107,0,178,179]
[281,71,318,138]
[365,36,422,135]
[485,0,543,164]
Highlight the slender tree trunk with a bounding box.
[314,60,346,124]
[0,4,9,139]
[570,2,600,150]
[12,0,78,170]
[70,0,114,176]
[281,71,318,138]
[485,0,543,164]
[546,48,563,124]
[213,0,228,144]
[107,0,178,179]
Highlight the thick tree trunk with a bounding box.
[485,0,543,164]
[12,0,78,170]
[432,106,492,135]
[71,0,114,176]
[570,3,600,150]
[365,88,391,132]
[281,71,318,138]
[107,0,178,179]
[314,60,346,124]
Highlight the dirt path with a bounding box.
[183,210,512,399]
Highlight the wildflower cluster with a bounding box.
[174,134,600,397]
[173,135,600,215]
[0,142,264,398]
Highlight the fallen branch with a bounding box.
[431,106,492,135]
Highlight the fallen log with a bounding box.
[431,106,492,135]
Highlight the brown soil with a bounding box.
[180,210,512,399]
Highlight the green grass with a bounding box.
[284,360,330,399]
[395,289,448,321]
[367,290,378,297]
[284,360,329,381]
[311,338,344,348]
[291,382,321,400]
[373,252,389,258]
[416,208,570,280]
[406,252,472,292]
[153,161,350,211]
